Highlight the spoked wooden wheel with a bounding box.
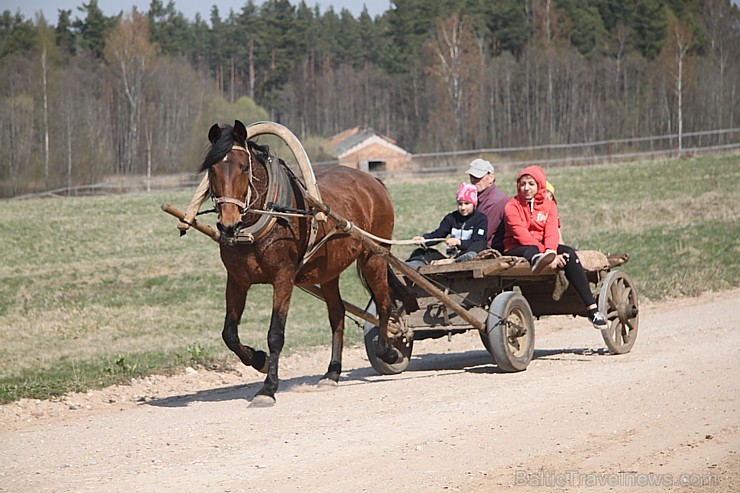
[598,270,639,354]
[485,292,535,372]
[363,302,413,375]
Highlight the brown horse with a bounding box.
[201,120,402,406]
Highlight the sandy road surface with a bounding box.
[1,289,738,492]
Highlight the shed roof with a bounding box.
[331,127,409,159]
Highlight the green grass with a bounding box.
[0,153,737,403]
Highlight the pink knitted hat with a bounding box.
[456,182,478,206]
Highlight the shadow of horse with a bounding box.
[145,346,611,407]
[145,371,330,408]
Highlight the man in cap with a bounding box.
[466,158,509,253]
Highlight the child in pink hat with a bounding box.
[409,183,489,264]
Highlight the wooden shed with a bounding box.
[329,127,412,172]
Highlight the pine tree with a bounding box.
[55,9,77,57]
[73,0,117,59]
[633,0,668,60]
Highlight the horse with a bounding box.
[199,120,404,407]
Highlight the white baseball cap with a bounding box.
[466,158,494,178]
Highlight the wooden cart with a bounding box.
[361,251,639,375]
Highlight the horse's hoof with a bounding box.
[249,395,276,408]
[317,378,338,390]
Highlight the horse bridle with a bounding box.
[211,144,255,215]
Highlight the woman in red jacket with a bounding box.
[503,165,607,329]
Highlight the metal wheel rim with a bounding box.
[505,307,531,358]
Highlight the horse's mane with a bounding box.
[199,124,271,173]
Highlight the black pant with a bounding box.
[505,244,596,307]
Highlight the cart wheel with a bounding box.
[485,292,535,372]
[479,331,492,354]
[598,270,639,354]
[363,302,413,375]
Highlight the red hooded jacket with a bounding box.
[503,165,560,253]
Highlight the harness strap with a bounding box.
[297,226,346,272]
[237,155,286,243]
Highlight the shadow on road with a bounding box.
[144,346,609,408]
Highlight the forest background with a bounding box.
[1,0,738,198]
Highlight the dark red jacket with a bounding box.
[503,165,559,253]
[477,184,509,253]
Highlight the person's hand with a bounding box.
[412,236,424,245]
[178,218,192,236]
[445,238,461,247]
[554,253,569,269]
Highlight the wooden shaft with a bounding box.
[304,195,485,332]
[299,285,386,329]
[160,203,220,243]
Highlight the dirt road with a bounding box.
[1,288,738,492]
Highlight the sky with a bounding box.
[2,0,392,22]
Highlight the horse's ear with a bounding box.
[233,120,247,146]
[208,124,222,144]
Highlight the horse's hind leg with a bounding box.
[222,275,269,374]
[358,254,402,365]
[317,277,345,386]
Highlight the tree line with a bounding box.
[1,0,738,197]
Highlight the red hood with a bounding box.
[516,165,548,204]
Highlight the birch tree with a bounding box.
[666,20,693,155]
[104,10,158,174]
[424,14,481,151]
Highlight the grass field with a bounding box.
[0,153,737,403]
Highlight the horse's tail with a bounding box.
[388,266,419,313]
[355,261,371,299]
[356,262,419,314]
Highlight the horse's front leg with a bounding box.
[222,275,269,374]
[251,280,293,407]
[317,277,344,386]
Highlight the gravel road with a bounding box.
[1,288,738,492]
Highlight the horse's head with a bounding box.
[201,120,253,242]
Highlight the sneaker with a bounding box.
[531,249,556,275]
[454,251,478,263]
[590,311,607,329]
